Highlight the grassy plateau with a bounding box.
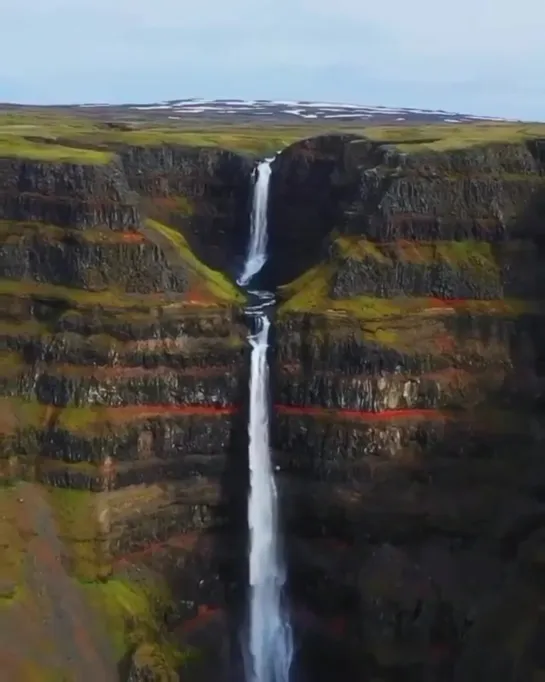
[0,108,544,162]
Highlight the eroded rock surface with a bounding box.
[2,131,545,682]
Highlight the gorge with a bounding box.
[1,115,545,682]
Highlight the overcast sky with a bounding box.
[0,0,543,120]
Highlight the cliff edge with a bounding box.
[273,134,545,682]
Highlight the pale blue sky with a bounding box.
[0,0,543,119]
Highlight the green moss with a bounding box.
[278,255,539,320]
[435,241,496,268]
[145,219,245,304]
[0,397,48,435]
[81,572,190,675]
[3,109,544,160]
[0,278,171,309]
[0,583,27,607]
[77,126,314,157]
[0,319,49,338]
[0,350,26,376]
[0,484,31,591]
[360,121,545,152]
[0,221,146,245]
[0,132,112,164]
[278,263,334,313]
[47,488,110,581]
[335,236,390,262]
[336,237,500,271]
[55,406,109,434]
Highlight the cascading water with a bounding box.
[239,157,293,682]
[238,158,274,288]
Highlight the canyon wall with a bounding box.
[2,131,545,682]
[271,136,545,682]
[0,149,250,682]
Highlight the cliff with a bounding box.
[273,135,545,682]
[0,140,249,681]
[2,113,545,682]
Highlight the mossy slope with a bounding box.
[0,482,187,681]
[145,219,244,304]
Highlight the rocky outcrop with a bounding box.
[0,231,188,293]
[268,137,545,288]
[0,147,249,681]
[271,135,545,681]
[118,145,254,277]
[0,157,140,229]
[329,240,545,300]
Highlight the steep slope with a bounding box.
[272,136,545,681]
[0,150,248,681]
[2,114,545,682]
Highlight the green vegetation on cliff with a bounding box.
[0,114,113,162]
[0,275,241,309]
[0,278,160,308]
[0,221,147,244]
[82,572,190,674]
[145,219,245,304]
[48,488,110,581]
[0,481,187,681]
[336,237,501,278]
[278,249,537,319]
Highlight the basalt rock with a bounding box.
[0,158,140,229]
[329,240,545,301]
[4,133,545,682]
[0,295,242,341]
[0,237,188,293]
[38,415,234,464]
[0,367,240,408]
[118,145,254,276]
[267,136,545,289]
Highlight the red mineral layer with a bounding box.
[274,405,445,422]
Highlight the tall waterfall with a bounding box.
[238,158,274,287]
[239,157,293,682]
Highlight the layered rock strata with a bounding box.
[3,132,545,682]
[271,136,545,682]
[0,149,248,681]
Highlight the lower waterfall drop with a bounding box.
[239,156,293,682]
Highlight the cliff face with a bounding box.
[272,136,545,682]
[0,147,249,681]
[3,128,545,682]
[117,145,253,278]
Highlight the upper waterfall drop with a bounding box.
[238,157,275,287]
[238,155,293,682]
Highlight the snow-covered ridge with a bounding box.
[76,98,515,124]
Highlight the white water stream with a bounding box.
[238,158,274,288]
[240,158,293,682]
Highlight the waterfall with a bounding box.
[238,158,274,287]
[239,156,293,682]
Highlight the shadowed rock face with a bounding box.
[118,145,254,278]
[3,133,545,681]
[265,134,379,287]
[0,145,252,682]
[266,136,545,682]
